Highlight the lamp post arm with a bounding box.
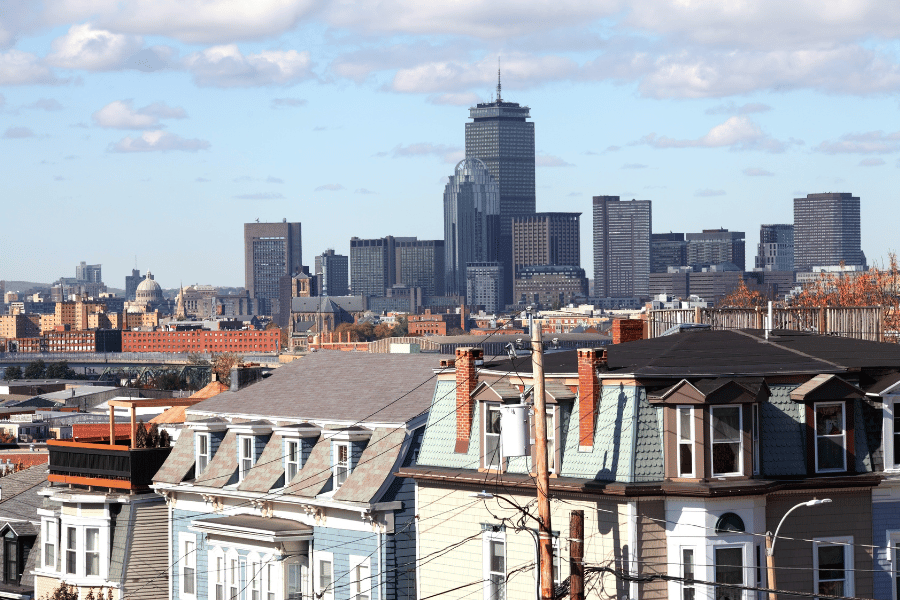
[766,501,810,556]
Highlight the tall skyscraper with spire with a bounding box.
[464,67,535,304]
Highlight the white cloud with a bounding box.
[428,92,481,106]
[638,116,790,153]
[536,153,573,167]
[379,143,463,164]
[27,98,64,111]
[0,50,59,85]
[3,126,35,139]
[315,183,344,191]
[695,188,726,197]
[110,130,210,152]
[47,24,143,71]
[815,131,900,154]
[92,100,186,129]
[859,157,886,166]
[743,167,774,176]
[184,45,313,87]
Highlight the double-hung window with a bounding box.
[181,538,196,596]
[351,557,370,600]
[677,406,695,477]
[484,530,506,600]
[751,404,760,475]
[240,437,254,479]
[197,433,210,476]
[214,556,224,600]
[250,560,260,600]
[334,444,350,489]
[711,406,742,476]
[815,402,847,472]
[484,405,503,470]
[287,561,303,600]
[230,558,238,600]
[714,547,743,600]
[318,556,334,600]
[65,527,77,575]
[286,441,300,483]
[681,548,695,600]
[814,537,853,598]
[266,563,276,600]
[85,528,100,577]
[43,520,57,570]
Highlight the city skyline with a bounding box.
[2,2,899,287]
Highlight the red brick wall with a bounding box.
[612,318,644,344]
[0,454,49,468]
[455,347,483,452]
[73,423,132,441]
[577,348,605,448]
[122,328,280,353]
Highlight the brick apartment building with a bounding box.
[122,328,280,353]
[3,329,122,353]
[407,310,462,335]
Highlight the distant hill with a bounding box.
[0,281,50,293]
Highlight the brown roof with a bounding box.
[150,405,187,424]
[190,381,229,399]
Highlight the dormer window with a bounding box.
[334,443,350,489]
[196,433,210,476]
[484,405,503,471]
[711,406,742,477]
[240,436,254,480]
[815,402,846,472]
[286,441,300,482]
[677,406,695,478]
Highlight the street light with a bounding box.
[765,498,832,600]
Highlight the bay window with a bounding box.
[85,528,100,577]
[711,406,742,476]
[714,546,743,600]
[65,527,76,575]
[43,520,57,570]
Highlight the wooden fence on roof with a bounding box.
[647,306,885,342]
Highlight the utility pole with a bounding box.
[531,314,553,600]
[765,533,776,600]
[570,511,584,600]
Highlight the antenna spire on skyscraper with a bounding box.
[497,56,502,103]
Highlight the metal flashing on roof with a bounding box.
[789,374,865,402]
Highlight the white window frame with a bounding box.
[710,405,743,477]
[229,551,239,600]
[42,519,57,571]
[814,402,847,473]
[530,407,557,474]
[751,404,760,476]
[249,554,261,600]
[240,436,255,480]
[484,403,503,471]
[813,536,854,599]
[882,396,900,471]
[285,556,307,600]
[713,544,745,600]
[196,433,210,477]
[65,526,77,575]
[677,406,695,478]
[180,533,197,598]
[333,443,350,489]
[349,555,371,600]
[286,440,300,483]
[209,549,225,600]
[265,560,276,600]
[888,531,900,600]
[85,527,100,577]
[316,551,334,600]
[680,546,696,600]
[483,529,506,600]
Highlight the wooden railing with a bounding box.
[47,440,171,490]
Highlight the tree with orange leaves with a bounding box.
[719,279,767,308]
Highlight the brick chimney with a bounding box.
[612,318,644,344]
[577,348,606,449]
[455,347,483,453]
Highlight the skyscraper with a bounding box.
[125,269,142,301]
[651,233,687,273]
[465,73,535,237]
[755,224,795,271]
[75,262,102,283]
[350,236,445,297]
[443,158,501,298]
[592,196,652,298]
[794,193,865,271]
[244,220,302,316]
[511,213,581,271]
[314,249,349,296]
[685,229,746,270]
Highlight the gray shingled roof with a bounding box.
[333,428,406,504]
[154,430,194,484]
[198,430,238,487]
[188,352,440,425]
[0,463,49,515]
[287,437,333,497]
[761,385,807,476]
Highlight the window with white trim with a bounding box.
[196,433,210,476]
[891,399,900,470]
[250,559,260,600]
[334,443,350,489]
[814,537,853,599]
[266,563,276,600]
[65,527,76,575]
[681,547,695,600]
[751,404,760,476]
[240,436,255,480]
[815,402,847,472]
[181,536,196,597]
[317,552,334,600]
[286,441,300,483]
[483,529,505,600]
[350,556,371,600]
[551,535,562,589]
[677,406,694,477]
[42,519,57,571]
[530,408,557,474]
[711,406,742,476]
[484,405,503,470]
[230,557,239,600]
[213,555,224,600]
[287,560,303,600]
[714,546,743,600]
[890,533,900,600]
[85,528,100,577]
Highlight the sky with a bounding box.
[1,1,899,290]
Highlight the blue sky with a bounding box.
[1,1,899,289]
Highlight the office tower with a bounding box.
[76,262,102,283]
[685,229,746,270]
[592,196,652,298]
[125,269,142,301]
[514,265,588,307]
[465,73,535,237]
[512,213,580,270]
[794,193,865,271]
[315,249,349,296]
[651,233,688,273]
[350,236,444,297]
[244,220,302,316]
[755,224,795,271]
[443,158,502,297]
[466,262,502,313]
